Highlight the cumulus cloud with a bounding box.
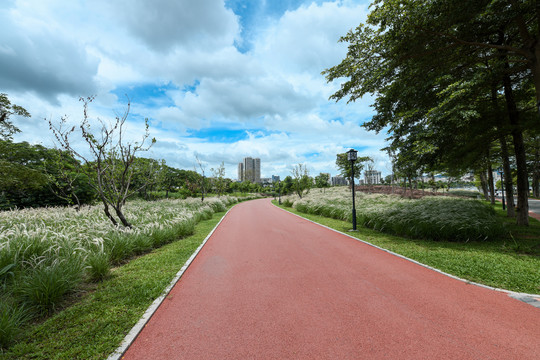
[5,0,387,179]
[0,5,99,103]
[253,1,368,73]
[107,0,240,52]
[176,75,315,123]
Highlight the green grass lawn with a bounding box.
[275,200,540,295]
[0,211,226,360]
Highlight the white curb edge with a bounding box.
[107,206,234,360]
[272,202,540,308]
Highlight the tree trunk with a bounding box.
[502,70,529,225]
[101,199,118,227]
[533,139,540,198]
[114,205,132,228]
[533,173,539,198]
[531,44,540,116]
[511,128,530,226]
[499,136,516,217]
[479,170,489,201]
[487,161,495,205]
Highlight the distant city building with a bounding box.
[238,157,261,183]
[364,170,382,185]
[237,163,244,182]
[331,176,347,186]
[261,178,273,186]
[272,175,281,183]
[421,174,449,183]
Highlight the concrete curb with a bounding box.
[273,202,540,309]
[107,206,234,360]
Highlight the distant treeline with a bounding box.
[0,140,272,210]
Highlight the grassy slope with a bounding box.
[0,211,226,360]
[275,201,540,295]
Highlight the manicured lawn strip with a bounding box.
[274,201,540,295]
[0,211,227,360]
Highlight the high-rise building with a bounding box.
[254,158,261,183]
[238,157,261,183]
[331,176,347,186]
[364,170,382,185]
[237,163,244,181]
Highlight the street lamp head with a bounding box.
[347,148,358,162]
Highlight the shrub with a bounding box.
[289,187,505,242]
[448,190,483,198]
[282,198,294,207]
[85,251,111,282]
[0,300,29,349]
[0,263,15,290]
[105,233,136,265]
[17,257,85,315]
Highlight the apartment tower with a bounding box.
[238,157,261,183]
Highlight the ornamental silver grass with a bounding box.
[0,196,240,276]
[287,187,504,242]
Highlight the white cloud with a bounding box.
[4,0,388,181]
[100,0,239,53]
[0,4,99,103]
[253,1,368,74]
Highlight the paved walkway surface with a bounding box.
[122,199,540,359]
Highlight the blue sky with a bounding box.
[1,0,390,180]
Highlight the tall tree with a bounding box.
[291,163,311,198]
[211,162,227,197]
[159,164,183,198]
[0,93,29,140]
[315,173,330,191]
[324,0,538,225]
[335,153,371,180]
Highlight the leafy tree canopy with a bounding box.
[0,93,30,140]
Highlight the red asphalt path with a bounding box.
[122,199,540,359]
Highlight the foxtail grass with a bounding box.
[285,187,506,242]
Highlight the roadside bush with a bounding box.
[85,251,110,282]
[0,300,29,349]
[448,190,483,198]
[286,188,505,242]
[17,257,85,315]
[362,197,504,242]
[282,198,294,207]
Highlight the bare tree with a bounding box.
[211,161,226,197]
[48,96,155,227]
[195,154,206,201]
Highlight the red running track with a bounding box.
[122,199,540,359]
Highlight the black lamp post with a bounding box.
[347,149,358,231]
[499,168,506,210]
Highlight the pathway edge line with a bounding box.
[107,205,235,360]
[273,202,540,307]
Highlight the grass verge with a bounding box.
[0,210,227,360]
[274,200,540,295]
